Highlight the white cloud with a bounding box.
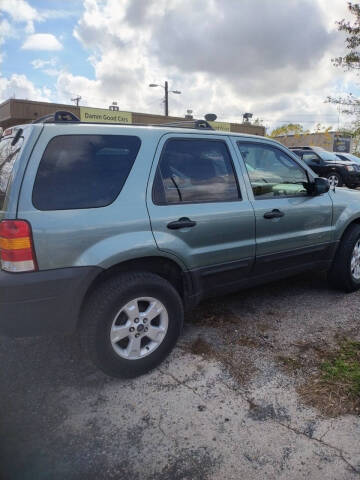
[64,0,358,131]
[1,0,39,34]
[31,58,57,69]
[0,73,51,103]
[22,33,62,51]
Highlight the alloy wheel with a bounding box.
[109,297,168,360]
[328,174,339,187]
[351,239,360,280]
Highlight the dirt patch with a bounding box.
[184,336,256,386]
[188,300,240,327]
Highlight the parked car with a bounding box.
[335,151,360,165]
[289,146,360,188]
[2,114,360,378]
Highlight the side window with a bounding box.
[153,138,240,204]
[237,142,309,199]
[303,153,320,164]
[33,135,141,210]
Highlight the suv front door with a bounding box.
[233,140,333,275]
[147,133,256,286]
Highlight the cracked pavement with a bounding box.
[1,272,360,479]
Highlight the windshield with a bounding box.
[339,153,360,163]
[316,149,339,162]
[0,135,24,210]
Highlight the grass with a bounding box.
[298,339,360,417]
[321,339,360,396]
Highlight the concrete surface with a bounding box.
[1,272,360,479]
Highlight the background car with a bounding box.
[290,146,360,188]
[334,151,360,165]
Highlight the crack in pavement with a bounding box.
[274,419,360,475]
[159,368,360,475]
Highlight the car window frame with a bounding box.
[301,151,322,163]
[236,141,311,201]
[152,136,242,206]
[32,133,142,211]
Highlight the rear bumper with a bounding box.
[0,266,102,337]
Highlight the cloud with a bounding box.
[1,0,39,33]
[22,33,62,51]
[66,0,356,130]
[31,58,57,69]
[0,73,51,102]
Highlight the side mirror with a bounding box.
[311,177,330,196]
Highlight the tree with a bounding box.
[333,3,360,70]
[268,123,304,138]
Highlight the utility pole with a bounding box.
[164,81,168,116]
[71,95,81,106]
[149,82,181,116]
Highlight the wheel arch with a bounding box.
[79,256,194,325]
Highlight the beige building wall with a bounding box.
[0,98,265,136]
[274,132,335,151]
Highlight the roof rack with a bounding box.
[31,110,214,130]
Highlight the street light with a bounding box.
[149,81,181,116]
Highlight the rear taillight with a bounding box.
[0,220,37,272]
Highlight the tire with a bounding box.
[348,185,358,189]
[326,172,343,187]
[80,272,184,378]
[328,224,360,292]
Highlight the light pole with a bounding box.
[149,81,181,116]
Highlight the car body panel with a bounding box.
[146,133,256,271]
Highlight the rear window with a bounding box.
[33,135,141,210]
[0,134,24,210]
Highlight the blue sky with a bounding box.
[0,0,359,131]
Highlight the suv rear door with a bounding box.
[232,139,334,275]
[147,133,255,281]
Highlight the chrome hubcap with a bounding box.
[328,175,339,187]
[110,297,168,360]
[351,240,360,280]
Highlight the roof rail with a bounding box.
[155,120,214,130]
[31,110,214,130]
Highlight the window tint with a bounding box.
[33,135,141,210]
[302,153,320,163]
[237,142,308,198]
[0,136,24,210]
[153,139,239,204]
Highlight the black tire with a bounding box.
[326,172,343,187]
[328,224,360,292]
[80,272,184,378]
[348,185,358,189]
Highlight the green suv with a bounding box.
[1,114,360,378]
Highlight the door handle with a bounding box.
[263,209,285,219]
[167,217,197,229]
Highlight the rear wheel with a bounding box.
[328,224,360,292]
[327,172,343,187]
[80,272,184,377]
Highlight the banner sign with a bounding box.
[333,137,351,153]
[80,107,132,124]
[208,121,231,132]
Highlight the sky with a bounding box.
[0,0,359,132]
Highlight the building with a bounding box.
[274,131,352,153]
[0,98,266,136]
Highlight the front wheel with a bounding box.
[80,272,184,378]
[327,172,343,188]
[328,224,360,292]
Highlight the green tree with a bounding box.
[333,2,360,70]
[268,123,304,138]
